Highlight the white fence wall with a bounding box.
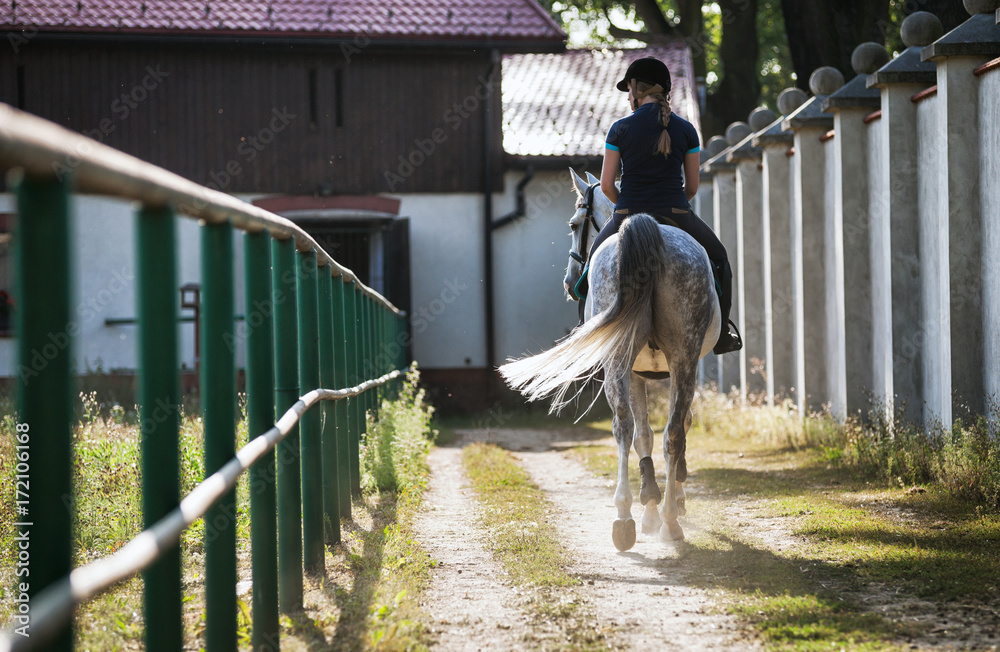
[699,4,1000,427]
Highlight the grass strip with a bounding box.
[462,442,611,650]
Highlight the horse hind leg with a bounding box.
[607,366,637,551]
[628,374,662,534]
[675,408,692,516]
[660,365,696,542]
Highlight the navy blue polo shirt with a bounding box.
[605,103,701,214]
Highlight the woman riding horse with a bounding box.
[574,56,742,355]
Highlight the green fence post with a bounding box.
[365,294,376,420]
[345,282,362,497]
[317,265,341,546]
[271,237,302,611]
[297,249,324,574]
[244,230,279,651]
[136,204,183,652]
[377,304,387,395]
[331,276,352,518]
[358,292,370,424]
[15,174,74,652]
[201,220,237,652]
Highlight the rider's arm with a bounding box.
[683,151,699,201]
[601,148,621,204]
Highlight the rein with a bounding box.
[569,182,602,268]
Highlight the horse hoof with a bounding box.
[641,502,663,533]
[660,520,685,542]
[612,518,636,551]
[676,496,687,516]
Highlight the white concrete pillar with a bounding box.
[783,68,843,414]
[915,82,949,429]
[695,142,722,390]
[824,43,891,419]
[979,21,1000,424]
[728,120,766,400]
[821,122,847,421]
[868,14,941,425]
[705,140,740,395]
[726,108,777,405]
[755,89,805,406]
[923,0,1000,422]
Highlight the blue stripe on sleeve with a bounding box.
[605,143,620,152]
[686,146,701,154]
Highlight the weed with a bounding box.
[361,366,436,495]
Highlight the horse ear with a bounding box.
[569,167,588,196]
[585,171,599,186]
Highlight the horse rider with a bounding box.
[574,56,743,355]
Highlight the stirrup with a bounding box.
[713,319,743,355]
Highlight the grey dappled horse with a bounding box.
[499,169,720,548]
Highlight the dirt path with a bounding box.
[417,426,1000,651]
[413,445,531,651]
[415,428,759,650]
[477,428,757,650]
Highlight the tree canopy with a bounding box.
[539,0,968,137]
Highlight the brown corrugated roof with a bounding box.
[502,44,700,157]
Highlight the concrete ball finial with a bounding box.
[706,135,728,158]
[809,66,845,96]
[725,122,752,146]
[777,87,808,115]
[851,42,891,75]
[964,0,1000,15]
[901,12,944,48]
[748,107,778,132]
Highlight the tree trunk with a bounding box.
[903,0,968,33]
[781,0,890,89]
[632,0,681,36]
[704,0,761,137]
[675,0,707,81]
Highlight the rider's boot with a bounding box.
[712,260,743,355]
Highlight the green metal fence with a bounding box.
[0,103,409,652]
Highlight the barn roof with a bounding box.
[502,44,700,159]
[1,0,565,47]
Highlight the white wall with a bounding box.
[0,192,250,379]
[491,170,580,363]
[386,192,486,370]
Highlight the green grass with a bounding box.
[0,370,438,651]
[567,389,1000,650]
[461,443,611,649]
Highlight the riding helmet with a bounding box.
[615,57,671,93]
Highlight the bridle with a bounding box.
[568,183,602,269]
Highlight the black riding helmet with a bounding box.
[615,57,671,93]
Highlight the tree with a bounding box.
[780,0,890,88]
[541,0,970,136]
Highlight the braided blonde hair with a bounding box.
[629,79,672,157]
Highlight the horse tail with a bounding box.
[499,214,665,413]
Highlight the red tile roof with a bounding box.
[1,0,565,45]
[503,44,700,157]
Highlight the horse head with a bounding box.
[564,168,615,298]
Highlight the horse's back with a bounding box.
[654,224,720,361]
